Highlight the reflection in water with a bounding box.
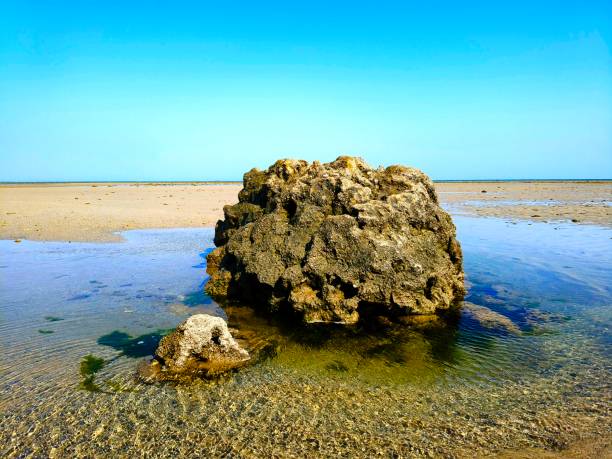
[222,303,467,387]
[0,219,610,457]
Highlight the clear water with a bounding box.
[1,218,610,457]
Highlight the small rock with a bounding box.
[145,314,250,381]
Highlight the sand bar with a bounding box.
[439,181,611,228]
[0,182,241,242]
[0,181,610,242]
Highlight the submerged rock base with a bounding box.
[206,156,465,324]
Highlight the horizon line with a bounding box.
[1,178,611,185]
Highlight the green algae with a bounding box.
[79,354,106,392]
[44,316,64,322]
[80,354,105,376]
[79,375,103,392]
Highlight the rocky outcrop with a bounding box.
[206,156,465,324]
[147,314,250,379]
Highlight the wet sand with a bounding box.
[439,181,611,228]
[0,181,610,242]
[0,182,242,242]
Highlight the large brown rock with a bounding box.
[205,156,465,324]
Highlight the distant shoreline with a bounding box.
[0,181,243,186]
[1,178,610,186]
[1,181,610,242]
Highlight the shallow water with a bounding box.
[1,218,610,457]
[456,199,612,207]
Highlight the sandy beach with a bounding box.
[0,182,242,242]
[0,181,610,242]
[438,181,612,228]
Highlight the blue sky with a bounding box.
[1,1,610,181]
